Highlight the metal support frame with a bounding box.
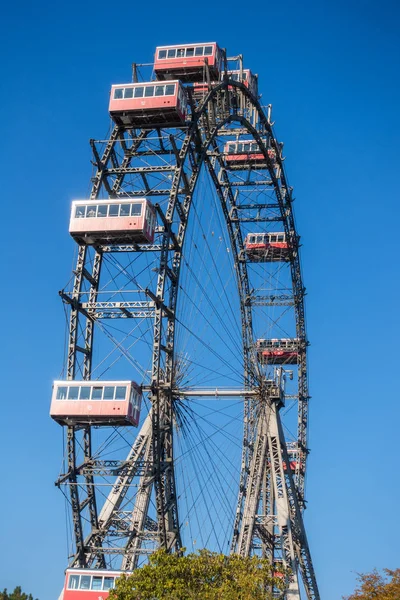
[58,71,318,599]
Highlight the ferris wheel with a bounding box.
[52,42,320,600]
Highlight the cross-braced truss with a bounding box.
[56,66,319,599]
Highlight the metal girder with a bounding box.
[105,165,176,175]
[234,393,318,598]
[101,244,165,253]
[116,189,185,197]
[246,294,295,307]
[80,301,155,320]
[80,414,152,567]
[220,179,273,186]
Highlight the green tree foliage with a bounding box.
[344,568,400,600]
[110,549,286,600]
[0,587,38,600]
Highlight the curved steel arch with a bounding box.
[57,74,318,599]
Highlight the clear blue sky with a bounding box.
[1,0,399,598]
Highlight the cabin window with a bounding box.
[114,88,123,99]
[68,575,80,590]
[270,235,277,242]
[176,48,185,57]
[120,204,130,217]
[150,210,156,232]
[131,203,142,216]
[243,71,248,80]
[80,386,91,400]
[97,204,108,218]
[109,204,119,217]
[256,235,263,243]
[91,577,103,590]
[186,47,194,57]
[116,386,127,400]
[204,46,213,55]
[124,87,134,99]
[103,386,115,400]
[103,577,115,590]
[75,206,85,218]
[86,206,96,218]
[145,86,154,97]
[155,85,164,96]
[56,386,68,400]
[68,387,79,400]
[195,46,204,56]
[165,84,175,95]
[92,386,103,400]
[134,87,144,98]
[277,234,284,242]
[158,49,167,59]
[79,576,91,590]
[178,88,186,106]
[249,236,255,243]
[167,49,176,58]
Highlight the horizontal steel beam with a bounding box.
[177,389,257,397]
[144,387,259,398]
[116,189,184,197]
[247,294,295,307]
[221,180,272,187]
[101,244,164,252]
[105,165,176,175]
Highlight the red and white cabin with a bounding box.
[63,568,124,599]
[283,454,304,473]
[225,140,276,169]
[228,69,258,96]
[50,381,142,426]
[256,338,299,365]
[109,81,187,128]
[154,43,222,82]
[244,232,290,261]
[69,198,156,245]
[273,559,285,580]
[193,69,258,99]
[284,443,305,474]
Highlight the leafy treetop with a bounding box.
[343,568,400,600]
[0,587,38,600]
[110,549,286,600]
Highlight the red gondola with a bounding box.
[224,140,276,169]
[109,81,187,128]
[50,381,142,426]
[69,198,156,245]
[256,339,299,364]
[244,232,289,262]
[227,69,258,96]
[193,68,258,98]
[154,43,222,82]
[62,569,123,599]
[273,559,285,579]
